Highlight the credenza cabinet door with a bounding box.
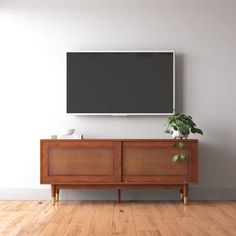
[122,141,198,183]
[41,140,121,183]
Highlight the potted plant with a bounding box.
[165,113,203,139]
[165,113,203,162]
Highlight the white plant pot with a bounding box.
[171,128,189,139]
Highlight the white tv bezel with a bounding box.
[67,50,175,116]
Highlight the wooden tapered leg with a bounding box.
[179,188,183,201]
[183,184,188,205]
[51,185,56,206]
[117,189,121,203]
[56,189,59,202]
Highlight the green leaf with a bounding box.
[167,117,176,124]
[184,118,196,127]
[178,142,184,149]
[175,120,185,127]
[191,127,197,133]
[178,126,190,135]
[180,153,187,160]
[165,130,170,134]
[165,113,203,136]
[191,128,203,135]
[172,154,179,162]
[196,128,203,135]
[168,117,175,122]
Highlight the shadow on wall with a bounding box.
[60,189,179,201]
[199,136,236,188]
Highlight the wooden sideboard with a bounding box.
[40,139,198,205]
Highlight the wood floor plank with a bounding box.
[185,202,236,236]
[0,211,28,235]
[165,201,192,218]
[150,201,170,218]
[186,201,214,219]
[195,202,236,236]
[131,202,161,236]
[175,216,210,236]
[111,202,137,236]
[0,201,17,211]
[64,201,96,236]
[210,202,236,234]
[0,200,235,236]
[39,223,69,236]
[87,201,114,236]
[49,201,77,224]
[16,201,56,236]
[2,201,28,212]
[158,218,186,236]
[147,202,183,236]
[211,201,236,220]
[193,216,235,236]
[0,212,18,234]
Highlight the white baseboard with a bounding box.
[0,188,236,201]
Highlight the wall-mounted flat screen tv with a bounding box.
[67,51,175,115]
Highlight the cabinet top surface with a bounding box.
[41,139,198,142]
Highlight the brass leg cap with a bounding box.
[52,197,55,206]
[56,193,59,202]
[184,197,188,205]
[180,193,183,201]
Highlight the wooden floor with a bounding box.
[0,201,236,235]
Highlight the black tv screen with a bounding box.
[67,51,175,115]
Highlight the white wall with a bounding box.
[0,0,236,200]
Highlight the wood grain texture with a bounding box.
[131,202,162,235]
[112,203,136,236]
[40,139,198,203]
[87,202,114,236]
[64,202,96,235]
[0,201,236,235]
